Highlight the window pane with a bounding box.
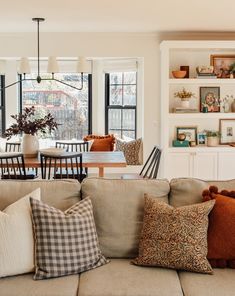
[111,130,122,138]
[110,86,122,105]
[123,85,136,105]
[110,72,122,84]
[122,109,135,130]
[123,130,135,139]
[108,109,121,129]
[0,110,2,135]
[22,73,90,140]
[124,72,136,84]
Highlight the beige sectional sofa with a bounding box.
[0,177,235,296]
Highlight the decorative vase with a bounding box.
[207,137,219,147]
[231,99,235,112]
[22,134,39,158]
[180,100,190,108]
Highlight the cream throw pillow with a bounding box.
[0,188,41,278]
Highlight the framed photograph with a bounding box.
[211,55,235,78]
[219,119,235,144]
[176,126,198,144]
[200,87,220,112]
[197,132,206,146]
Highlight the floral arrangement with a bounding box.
[204,130,221,138]
[4,106,58,140]
[174,88,196,101]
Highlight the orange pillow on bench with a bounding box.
[83,134,115,151]
[202,186,235,268]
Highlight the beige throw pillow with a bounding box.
[116,137,143,165]
[133,194,215,274]
[0,188,41,278]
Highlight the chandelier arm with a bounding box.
[51,78,84,91]
[0,80,21,91]
[37,19,40,79]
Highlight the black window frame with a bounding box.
[18,73,93,135]
[105,72,137,138]
[0,75,6,135]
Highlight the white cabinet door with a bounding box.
[218,152,235,180]
[166,153,192,180]
[193,152,218,180]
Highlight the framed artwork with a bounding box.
[197,132,206,146]
[200,87,220,112]
[176,126,197,144]
[219,119,235,144]
[210,55,235,78]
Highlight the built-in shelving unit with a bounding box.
[160,40,235,181]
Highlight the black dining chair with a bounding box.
[121,146,162,179]
[5,142,21,152]
[0,153,37,180]
[55,141,89,176]
[40,152,85,182]
[55,141,89,152]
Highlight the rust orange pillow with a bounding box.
[202,186,235,268]
[83,134,115,151]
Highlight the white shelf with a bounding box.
[169,113,235,119]
[168,146,235,152]
[168,78,235,84]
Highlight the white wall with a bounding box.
[1,31,235,162]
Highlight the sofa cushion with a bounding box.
[0,273,79,296]
[179,269,235,296]
[78,259,183,296]
[133,195,214,274]
[81,178,170,258]
[0,189,40,278]
[0,179,81,211]
[31,197,108,280]
[169,178,235,207]
[202,187,235,268]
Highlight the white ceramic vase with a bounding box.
[22,134,39,158]
[180,100,190,108]
[207,136,219,147]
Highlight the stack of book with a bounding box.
[174,107,198,113]
[196,67,217,79]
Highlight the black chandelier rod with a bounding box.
[0,17,85,91]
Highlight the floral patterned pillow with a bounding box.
[133,194,215,274]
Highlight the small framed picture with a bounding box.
[219,119,235,144]
[176,126,198,144]
[211,55,235,78]
[197,132,206,146]
[200,87,220,112]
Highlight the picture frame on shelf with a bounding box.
[197,132,206,146]
[219,119,235,144]
[210,55,235,78]
[200,87,220,112]
[176,126,198,144]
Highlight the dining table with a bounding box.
[23,151,126,177]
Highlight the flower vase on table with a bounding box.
[22,134,39,158]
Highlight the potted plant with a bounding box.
[174,88,196,108]
[204,130,221,147]
[4,106,58,157]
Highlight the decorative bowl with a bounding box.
[39,148,66,156]
[177,133,186,141]
[172,70,187,79]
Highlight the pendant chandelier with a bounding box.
[0,17,91,91]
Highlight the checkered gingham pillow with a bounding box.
[30,197,108,280]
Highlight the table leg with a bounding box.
[99,167,104,177]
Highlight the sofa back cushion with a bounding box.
[0,179,81,211]
[81,178,170,258]
[170,178,235,207]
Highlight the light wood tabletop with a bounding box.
[23,151,126,177]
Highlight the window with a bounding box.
[105,71,137,139]
[20,73,92,140]
[0,75,6,135]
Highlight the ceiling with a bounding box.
[0,0,235,33]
